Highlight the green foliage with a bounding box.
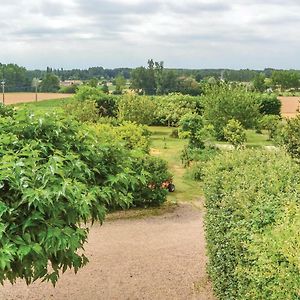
[179,113,212,149]
[258,94,281,116]
[252,73,266,92]
[271,70,300,90]
[63,100,99,123]
[129,153,171,208]
[0,110,136,285]
[93,122,151,153]
[223,119,247,148]
[280,115,300,161]
[40,73,60,93]
[87,78,98,88]
[202,84,261,140]
[59,84,79,94]
[259,114,281,140]
[204,149,300,300]
[74,86,118,117]
[114,74,126,94]
[0,104,15,118]
[154,94,203,126]
[118,94,156,125]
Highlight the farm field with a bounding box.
[2,92,73,105]
[279,96,300,118]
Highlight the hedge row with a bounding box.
[204,149,300,300]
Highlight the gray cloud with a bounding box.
[0,0,300,69]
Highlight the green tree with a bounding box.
[223,119,247,148]
[114,74,126,94]
[88,78,98,88]
[253,73,266,92]
[40,73,60,92]
[202,84,261,140]
[271,70,300,90]
[118,94,156,125]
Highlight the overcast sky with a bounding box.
[1,0,299,69]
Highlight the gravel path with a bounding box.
[0,203,215,300]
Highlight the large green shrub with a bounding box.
[118,94,156,125]
[154,93,202,126]
[204,149,300,300]
[74,86,118,117]
[258,94,281,116]
[0,110,136,285]
[281,115,300,161]
[179,113,212,149]
[223,119,247,148]
[202,84,260,139]
[128,153,171,208]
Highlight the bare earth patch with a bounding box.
[279,96,300,118]
[3,93,72,105]
[0,203,215,300]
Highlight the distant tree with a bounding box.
[253,73,266,92]
[40,73,60,92]
[271,70,300,90]
[88,78,98,88]
[176,77,201,96]
[101,82,109,94]
[114,74,126,94]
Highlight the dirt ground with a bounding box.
[2,93,72,105]
[279,96,300,118]
[0,203,215,300]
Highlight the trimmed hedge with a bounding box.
[204,149,300,300]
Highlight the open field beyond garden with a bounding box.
[2,93,73,105]
[279,96,300,118]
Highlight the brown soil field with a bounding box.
[2,93,72,105]
[279,96,300,118]
[0,203,215,300]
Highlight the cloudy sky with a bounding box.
[1,0,300,69]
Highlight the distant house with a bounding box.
[60,80,83,87]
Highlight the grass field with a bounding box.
[4,92,73,105]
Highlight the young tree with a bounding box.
[223,119,247,148]
[40,73,60,92]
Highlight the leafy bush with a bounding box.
[280,115,300,162]
[179,113,213,149]
[259,114,281,140]
[204,149,300,300]
[74,85,118,117]
[0,110,136,285]
[202,84,261,139]
[0,104,15,117]
[64,100,99,123]
[258,94,281,116]
[223,119,247,148]
[93,122,151,153]
[118,94,156,125]
[59,84,79,94]
[129,153,171,207]
[154,94,202,126]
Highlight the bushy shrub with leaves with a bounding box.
[127,153,171,208]
[0,104,15,117]
[202,84,260,139]
[204,149,300,300]
[74,85,118,117]
[179,113,213,149]
[93,122,151,153]
[280,115,300,162]
[259,114,281,140]
[118,94,156,125]
[154,93,203,126]
[223,119,247,148]
[64,100,99,123]
[0,110,138,285]
[258,94,281,116]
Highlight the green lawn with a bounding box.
[13,98,73,113]
[149,126,203,204]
